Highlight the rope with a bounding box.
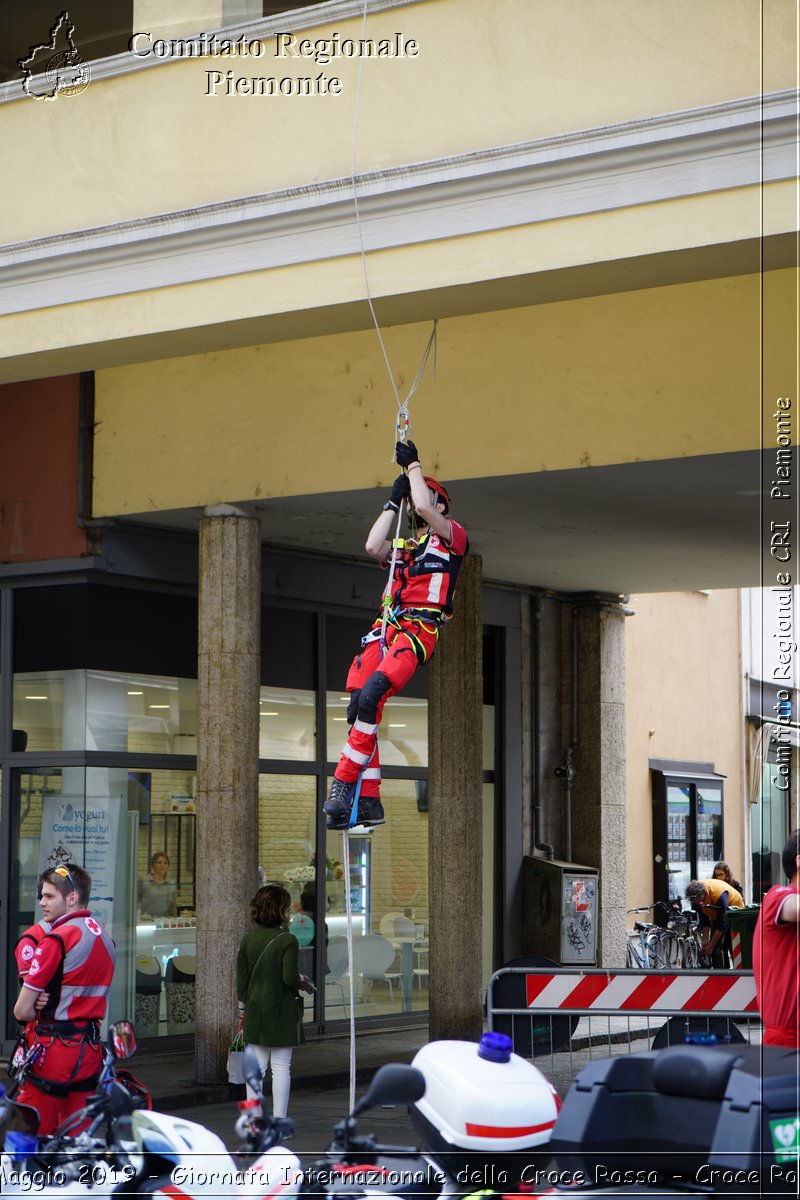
[340,0,439,1115]
[351,0,400,409]
[351,0,438,451]
[342,827,357,1109]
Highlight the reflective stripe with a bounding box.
[427,572,445,604]
[342,744,371,766]
[63,923,99,973]
[54,986,109,1021]
[353,718,378,736]
[361,768,381,780]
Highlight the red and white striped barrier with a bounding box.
[524,970,757,1014]
[730,930,743,970]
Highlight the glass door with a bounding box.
[653,770,725,905]
[666,785,692,901]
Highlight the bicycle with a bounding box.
[625,902,690,970]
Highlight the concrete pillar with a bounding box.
[196,506,260,1084]
[565,599,629,966]
[428,554,483,1041]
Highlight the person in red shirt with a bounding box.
[13,863,116,1134]
[753,829,800,1047]
[324,440,469,830]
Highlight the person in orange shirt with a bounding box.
[753,829,800,1047]
[685,877,744,967]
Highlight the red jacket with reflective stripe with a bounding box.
[387,520,469,616]
[25,909,116,1024]
[14,921,52,981]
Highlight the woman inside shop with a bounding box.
[138,851,178,919]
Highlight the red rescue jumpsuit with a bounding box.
[17,909,116,1133]
[333,519,469,798]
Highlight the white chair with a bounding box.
[351,934,398,1006]
[379,913,416,941]
[412,941,429,990]
[324,936,350,1015]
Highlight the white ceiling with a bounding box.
[123,449,767,594]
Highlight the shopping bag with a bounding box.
[227,1031,246,1084]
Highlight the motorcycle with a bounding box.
[300,1033,560,1200]
[119,1034,560,1200]
[1,1020,150,1196]
[121,1046,303,1197]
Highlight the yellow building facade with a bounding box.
[0,0,796,1067]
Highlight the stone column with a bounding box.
[196,505,261,1084]
[428,554,483,1040]
[566,599,628,966]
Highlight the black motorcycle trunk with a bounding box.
[550,1044,800,1194]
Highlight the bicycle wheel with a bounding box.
[626,936,646,969]
[682,936,699,969]
[645,931,663,969]
[662,931,681,968]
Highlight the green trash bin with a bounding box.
[727,904,760,969]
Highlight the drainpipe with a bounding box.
[77,372,94,528]
[555,606,580,863]
[531,594,554,859]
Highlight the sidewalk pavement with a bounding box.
[138,1023,430,1111]
[0,1025,429,1159]
[125,1023,429,1157]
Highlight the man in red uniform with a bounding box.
[753,828,800,1047]
[324,440,469,829]
[13,863,116,1133]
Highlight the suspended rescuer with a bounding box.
[753,828,800,1047]
[324,440,469,829]
[13,863,116,1134]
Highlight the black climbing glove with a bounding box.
[395,440,420,469]
[389,474,411,507]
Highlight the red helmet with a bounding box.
[424,476,450,514]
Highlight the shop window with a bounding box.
[326,690,428,769]
[6,764,197,1039]
[324,778,428,1022]
[651,765,725,904]
[12,669,198,755]
[751,740,795,901]
[260,686,315,761]
[256,774,317,1025]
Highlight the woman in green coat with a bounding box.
[236,885,309,1115]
